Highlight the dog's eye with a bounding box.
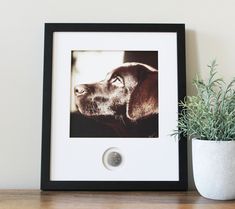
[110,76,124,87]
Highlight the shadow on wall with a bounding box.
[186,29,199,190]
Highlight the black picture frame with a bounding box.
[41,23,187,191]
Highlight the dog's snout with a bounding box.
[74,85,88,96]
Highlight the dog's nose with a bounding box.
[74,85,87,96]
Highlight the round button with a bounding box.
[102,148,123,171]
[107,151,122,167]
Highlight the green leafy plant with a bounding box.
[173,60,235,141]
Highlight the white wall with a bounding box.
[0,0,234,189]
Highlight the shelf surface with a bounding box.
[0,190,235,209]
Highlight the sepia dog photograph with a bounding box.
[70,51,158,137]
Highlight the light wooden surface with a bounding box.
[0,190,235,209]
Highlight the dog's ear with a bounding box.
[127,71,158,121]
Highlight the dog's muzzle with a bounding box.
[74,84,88,96]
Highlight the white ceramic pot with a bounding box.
[192,138,235,200]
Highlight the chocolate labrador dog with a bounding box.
[71,62,158,137]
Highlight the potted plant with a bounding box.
[173,60,235,200]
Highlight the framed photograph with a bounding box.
[41,23,187,190]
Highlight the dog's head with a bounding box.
[74,62,158,121]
